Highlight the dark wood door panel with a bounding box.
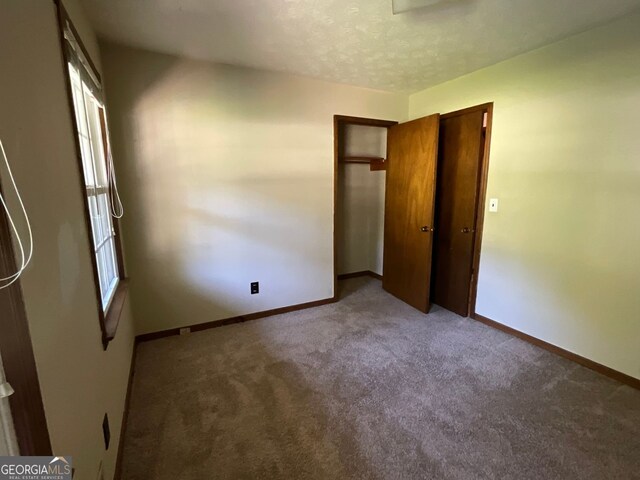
[431,110,484,316]
[383,114,440,313]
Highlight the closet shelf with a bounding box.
[339,156,385,164]
[339,156,387,171]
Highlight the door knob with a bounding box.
[420,226,434,232]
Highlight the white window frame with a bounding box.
[68,63,120,311]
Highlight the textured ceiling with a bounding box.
[81,0,640,93]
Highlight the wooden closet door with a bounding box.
[382,114,440,313]
[431,110,485,316]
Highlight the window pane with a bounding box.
[72,86,89,137]
[104,238,115,285]
[94,199,119,309]
[99,238,119,309]
[83,89,108,187]
[79,136,96,186]
[109,238,119,279]
[87,98,107,187]
[70,78,95,186]
[88,194,104,249]
[96,246,107,301]
[68,61,120,312]
[98,194,111,241]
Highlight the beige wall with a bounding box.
[0,2,135,479]
[337,125,387,275]
[409,12,640,379]
[101,43,407,334]
[0,3,636,478]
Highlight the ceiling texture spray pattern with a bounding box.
[82,0,640,92]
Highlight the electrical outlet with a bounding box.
[251,282,259,294]
[102,414,110,450]
[179,327,191,335]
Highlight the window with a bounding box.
[68,64,120,310]
[59,8,127,348]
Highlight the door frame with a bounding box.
[0,183,52,455]
[332,104,493,316]
[333,115,398,299]
[439,102,494,317]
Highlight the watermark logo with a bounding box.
[0,456,72,480]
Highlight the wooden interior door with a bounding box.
[382,114,440,313]
[431,109,485,316]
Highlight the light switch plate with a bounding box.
[489,198,499,213]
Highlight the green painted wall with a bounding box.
[409,12,640,379]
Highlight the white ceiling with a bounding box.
[81,0,640,93]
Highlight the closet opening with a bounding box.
[333,115,397,297]
[333,104,492,317]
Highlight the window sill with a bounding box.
[102,279,129,350]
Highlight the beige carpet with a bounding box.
[121,277,640,479]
